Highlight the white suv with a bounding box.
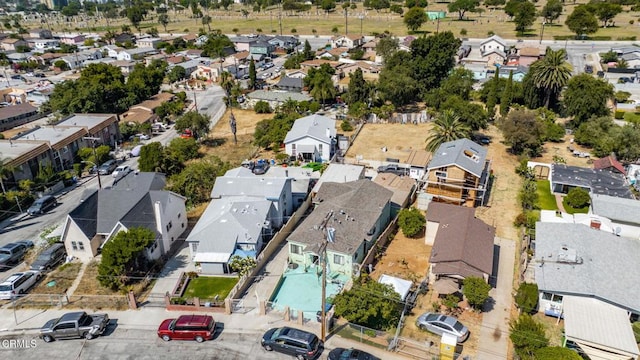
[0,271,41,300]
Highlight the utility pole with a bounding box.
[83,137,102,189]
[319,210,334,342]
[539,21,545,44]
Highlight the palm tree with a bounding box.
[529,48,573,109]
[310,76,336,109]
[425,110,471,152]
[0,156,15,195]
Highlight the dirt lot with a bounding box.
[29,262,82,295]
[344,123,433,165]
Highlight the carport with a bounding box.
[563,296,639,360]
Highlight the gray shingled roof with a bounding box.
[210,174,287,200]
[427,138,488,178]
[68,190,98,239]
[247,90,311,103]
[552,164,632,199]
[534,222,640,314]
[287,180,392,256]
[276,76,303,89]
[590,194,640,225]
[284,114,336,145]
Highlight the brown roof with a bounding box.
[327,47,348,56]
[427,202,495,279]
[519,47,541,57]
[345,34,363,41]
[233,51,250,60]
[166,56,186,64]
[132,92,176,112]
[593,155,626,175]
[185,49,203,56]
[405,150,430,167]
[0,103,37,121]
[2,38,23,44]
[120,109,156,124]
[373,173,415,207]
[362,40,378,49]
[39,52,65,60]
[182,34,198,41]
[300,59,340,69]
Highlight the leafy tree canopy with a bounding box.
[565,5,599,37]
[448,0,480,20]
[535,347,583,360]
[97,227,156,290]
[404,7,428,32]
[174,111,211,140]
[563,74,614,126]
[168,156,230,206]
[462,277,491,310]
[510,314,549,360]
[515,282,538,313]
[397,207,425,238]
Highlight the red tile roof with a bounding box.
[593,155,626,175]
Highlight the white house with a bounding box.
[60,172,187,262]
[480,35,507,56]
[284,114,337,163]
[331,34,365,49]
[103,45,123,58]
[136,37,162,49]
[33,38,59,50]
[117,47,155,61]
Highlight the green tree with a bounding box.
[126,5,146,34]
[397,207,425,238]
[309,73,336,108]
[254,101,272,113]
[165,137,200,163]
[174,111,211,139]
[97,227,156,290]
[404,6,428,32]
[566,187,590,208]
[514,282,538,314]
[510,314,549,360]
[439,68,475,101]
[321,0,336,12]
[202,15,212,32]
[485,70,500,119]
[448,0,479,20]
[158,13,170,32]
[535,347,582,360]
[167,66,186,83]
[228,255,257,277]
[500,108,545,156]
[514,1,536,35]
[440,96,488,131]
[462,277,491,310]
[565,5,598,38]
[375,36,399,63]
[484,0,505,6]
[333,276,403,330]
[541,0,562,24]
[249,59,256,90]
[521,72,545,110]
[53,59,69,71]
[346,68,369,105]
[0,157,15,195]
[529,48,573,109]
[500,71,514,116]
[563,74,614,126]
[596,3,622,27]
[138,142,165,172]
[377,52,418,106]
[410,31,462,95]
[425,109,471,152]
[168,156,229,206]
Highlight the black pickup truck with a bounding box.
[40,311,110,342]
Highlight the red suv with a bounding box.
[157,315,216,342]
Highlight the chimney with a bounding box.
[154,201,163,234]
[590,219,601,230]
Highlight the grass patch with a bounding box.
[332,323,391,350]
[562,197,589,214]
[183,276,238,301]
[30,262,82,295]
[624,112,640,123]
[74,261,121,295]
[536,180,558,211]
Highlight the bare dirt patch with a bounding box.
[30,262,82,295]
[344,123,433,165]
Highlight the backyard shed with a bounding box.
[563,296,639,360]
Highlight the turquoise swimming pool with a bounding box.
[270,265,350,320]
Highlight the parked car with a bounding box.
[415,312,470,343]
[112,165,132,178]
[180,129,193,139]
[253,161,270,175]
[157,314,216,342]
[129,145,143,157]
[377,164,408,176]
[0,270,41,300]
[30,243,66,272]
[328,348,380,360]
[27,195,58,216]
[40,311,110,342]
[135,133,150,140]
[98,160,118,175]
[261,327,323,359]
[0,241,30,271]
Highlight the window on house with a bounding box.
[291,244,302,255]
[166,221,172,232]
[178,213,181,219]
[71,241,78,251]
[192,243,198,252]
[333,254,345,265]
[78,242,85,251]
[318,144,323,156]
[435,170,447,183]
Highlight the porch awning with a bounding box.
[193,252,231,264]
[296,144,316,153]
[433,278,459,295]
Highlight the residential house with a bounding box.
[373,172,415,211]
[61,172,187,262]
[338,61,380,80]
[120,108,157,126]
[32,38,59,51]
[187,197,276,274]
[590,194,640,239]
[300,59,341,71]
[498,65,528,82]
[103,45,123,58]
[268,35,298,52]
[287,180,393,277]
[136,37,162,49]
[284,114,337,163]
[274,76,303,92]
[55,113,120,147]
[165,55,186,65]
[117,47,156,61]
[1,38,28,51]
[263,166,319,208]
[0,140,52,188]
[534,222,640,318]
[426,203,495,294]
[210,167,293,228]
[550,164,632,199]
[621,51,640,69]
[230,35,258,52]
[311,163,365,194]
[113,33,135,44]
[59,34,85,45]
[29,52,64,66]
[13,126,86,171]
[404,149,430,180]
[424,138,491,207]
[480,35,507,56]
[110,60,137,75]
[129,92,175,114]
[593,155,626,175]
[28,28,53,39]
[192,64,220,82]
[182,49,204,59]
[181,34,198,43]
[244,90,311,110]
[194,34,209,46]
[516,46,542,67]
[175,59,202,77]
[0,103,42,131]
[317,47,349,59]
[249,40,276,57]
[483,49,506,68]
[331,35,364,49]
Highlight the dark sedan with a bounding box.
[328,347,380,360]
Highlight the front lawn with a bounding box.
[562,197,589,214]
[536,180,558,211]
[183,276,238,301]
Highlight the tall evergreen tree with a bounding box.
[486,70,499,120]
[346,68,367,105]
[248,59,256,90]
[500,71,514,117]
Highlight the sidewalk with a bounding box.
[149,242,195,296]
[477,237,516,360]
